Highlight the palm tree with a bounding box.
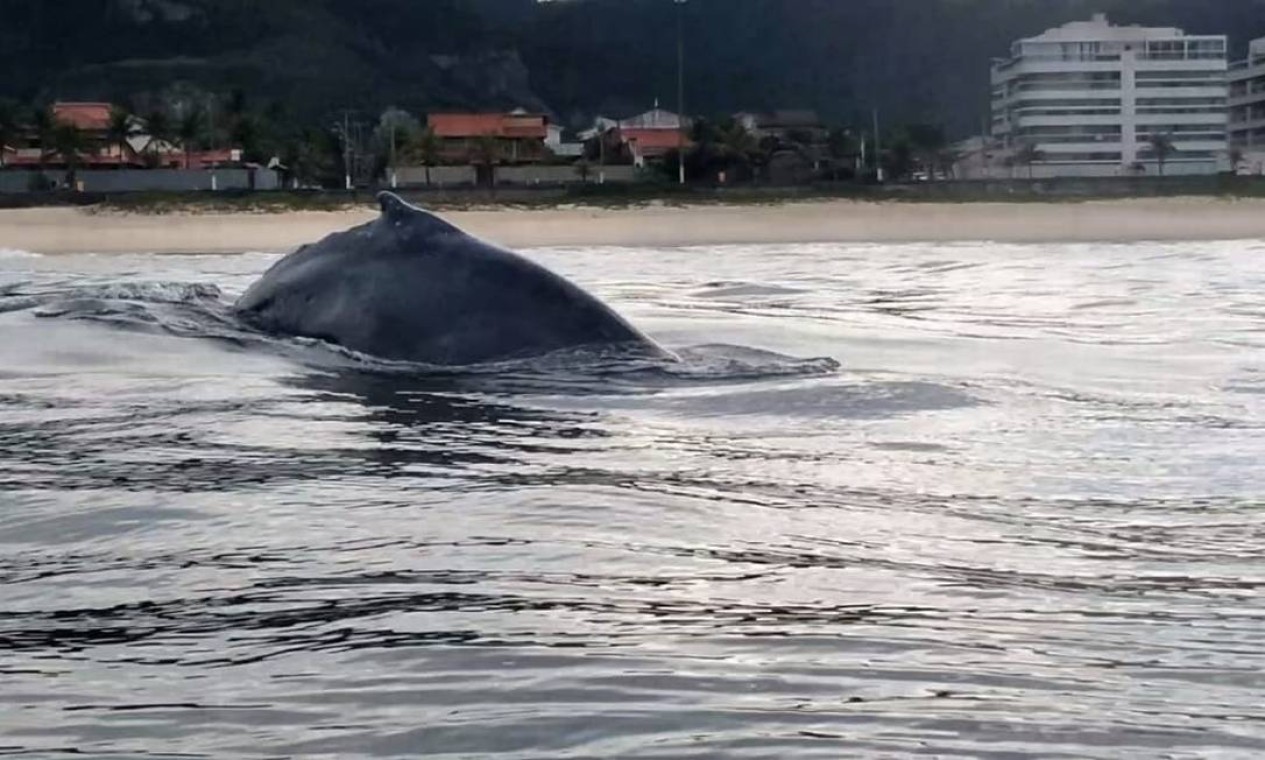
[106,106,134,169]
[177,107,206,169]
[1014,141,1045,179]
[31,106,55,169]
[0,100,21,168]
[1147,131,1176,176]
[230,113,260,162]
[283,128,337,188]
[1229,146,1245,175]
[473,134,500,188]
[51,122,89,189]
[409,127,442,186]
[717,121,759,181]
[143,109,172,164]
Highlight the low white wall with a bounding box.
[395,164,641,187]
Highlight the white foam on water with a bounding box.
[0,248,42,259]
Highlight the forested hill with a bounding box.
[3,0,1264,136]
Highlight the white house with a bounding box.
[579,107,690,140]
[991,14,1229,177]
[545,123,584,158]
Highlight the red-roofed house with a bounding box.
[29,101,147,168]
[617,127,692,167]
[582,107,693,168]
[52,102,114,132]
[428,111,549,164]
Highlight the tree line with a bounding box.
[2,92,977,189]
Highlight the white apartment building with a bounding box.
[1229,37,1265,173]
[991,14,1229,177]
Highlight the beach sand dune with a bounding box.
[2,197,1264,254]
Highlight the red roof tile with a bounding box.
[52,102,114,131]
[429,113,548,140]
[619,127,691,155]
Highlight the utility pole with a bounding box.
[206,94,218,192]
[872,107,884,183]
[389,123,398,189]
[676,0,687,185]
[342,111,352,191]
[598,125,606,184]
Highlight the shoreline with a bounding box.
[3,197,1265,254]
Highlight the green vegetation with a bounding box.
[105,106,133,167]
[50,122,89,186]
[1147,132,1178,176]
[1,0,1261,142]
[1013,142,1046,180]
[1,1,1262,202]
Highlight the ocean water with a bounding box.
[1,238,1264,759]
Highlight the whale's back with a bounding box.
[234,194,662,365]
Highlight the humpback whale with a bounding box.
[234,192,668,366]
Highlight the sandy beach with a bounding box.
[2,197,1265,254]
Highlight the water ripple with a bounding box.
[2,240,1264,758]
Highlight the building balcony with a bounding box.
[1227,61,1265,79]
[1133,86,1228,98]
[1134,112,1228,126]
[999,60,1132,76]
[1016,113,1128,127]
[1229,83,1265,104]
[1132,58,1228,72]
[1034,141,1126,153]
[1229,116,1265,134]
[1008,89,1123,103]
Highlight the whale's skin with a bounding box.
[233,192,666,366]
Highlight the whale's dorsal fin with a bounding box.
[376,191,463,237]
[378,191,421,220]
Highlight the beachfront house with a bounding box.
[733,110,828,144]
[6,102,148,169]
[1230,37,1265,174]
[617,127,691,168]
[0,102,247,173]
[991,14,1229,177]
[428,111,550,167]
[580,107,692,168]
[545,123,584,158]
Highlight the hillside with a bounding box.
[2,0,1263,136]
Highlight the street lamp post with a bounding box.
[676,0,687,185]
[333,111,352,191]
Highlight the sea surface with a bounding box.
[1,238,1264,759]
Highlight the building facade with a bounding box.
[733,110,828,144]
[991,15,1228,177]
[1229,37,1265,173]
[579,108,692,168]
[427,112,550,165]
